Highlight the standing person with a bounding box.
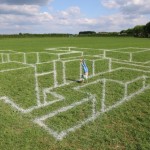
[80,58,88,83]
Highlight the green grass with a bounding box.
[106,51,130,61]
[0,37,150,51]
[133,51,150,62]
[44,101,93,132]
[0,37,150,150]
[0,67,37,109]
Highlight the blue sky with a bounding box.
[0,0,149,34]
[51,0,109,17]
[50,0,117,17]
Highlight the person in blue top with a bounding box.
[80,58,88,82]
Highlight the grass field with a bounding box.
[0,37,150,150]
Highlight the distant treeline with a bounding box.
[78,31,120,37]
[0,33,72,38]
[0,21,149,38]
[0,32,120,38]
[78,21,150,38]
[120,21,150,37]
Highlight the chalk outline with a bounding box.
[0,47,150,140]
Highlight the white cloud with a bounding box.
[96,13,149,31]
[99,0,150,32]
[0,1,149,34]
[0,0,53,5]
[77,18,97,25]
[50,7,98,32]
[101,0,150,15]
[101,0,120,8]
[0,4,53,33]
[57,6,81,20]
[0,4,40,15]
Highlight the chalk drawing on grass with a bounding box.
[0,47,150,140]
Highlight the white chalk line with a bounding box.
[123,67,150,73]
[0,49,16,53]
[126,75,147,84]
[64,85,149,140]
[107,47,150,52]
[143,61,150,64]
[105,85,150,112]
[34,95,93,122]
[0,47,150,140]
[73,78,124,90]
[103,47,150,63]
[33,75,149,140]
[0,66,33,73]
[1,66,147,114]
[36,71,54,77]
[0,93,64,114]
[101,79,106,112]
[113,60,150,69]
[43,88,64,104]
[53,61,58,87]
[0,51,148,104]
[34,65,41,106]
[33,84,150,140]
[33,95,95,140]
[0,96,26,112]
[110,58,145,65]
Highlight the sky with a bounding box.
[0,0,150,34]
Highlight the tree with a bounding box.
[126,28,134,35]
[144,22,150,37]
[133,25,145,37]
[79,31,96,35]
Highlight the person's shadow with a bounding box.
[66,78,82,83]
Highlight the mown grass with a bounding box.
[0,37,150,150]
[0,67,37,109]
[0,37,150,51]
[0,89,149,150]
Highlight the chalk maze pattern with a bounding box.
[0,47,150,140]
